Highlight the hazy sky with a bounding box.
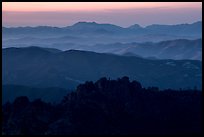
[2,2,202,27]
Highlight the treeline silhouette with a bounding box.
[2,77,202,135]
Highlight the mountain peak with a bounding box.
[72,21,98,26]
[192,21,202,25]
[128,24,142,29]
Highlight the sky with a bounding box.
[2,2,202,27]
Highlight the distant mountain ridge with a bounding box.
[3,21,201,39]
[94,39,202,60]
[2,37,202,60]
[3,21,202,56]
[3,21,201,29]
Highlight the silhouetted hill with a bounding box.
[2,77,202,135]
[2,85,70,104]
[2,47,202,89]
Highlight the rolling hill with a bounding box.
[2,47,202,90]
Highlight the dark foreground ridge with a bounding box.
[2,77,202,135]
[3,47,202,90]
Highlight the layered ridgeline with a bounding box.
[2,39,201,60]
[2,77,202,135]
[79,39,202,60]
[2,22,202,60]
[2,21,202,49]
[2,47,202,90]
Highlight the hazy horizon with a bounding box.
[2,20,202,28]
[2,2,202,27]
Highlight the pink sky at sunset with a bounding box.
[2,2,202,27]
[2,2,201,12]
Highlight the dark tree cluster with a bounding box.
[2,77,202,135]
